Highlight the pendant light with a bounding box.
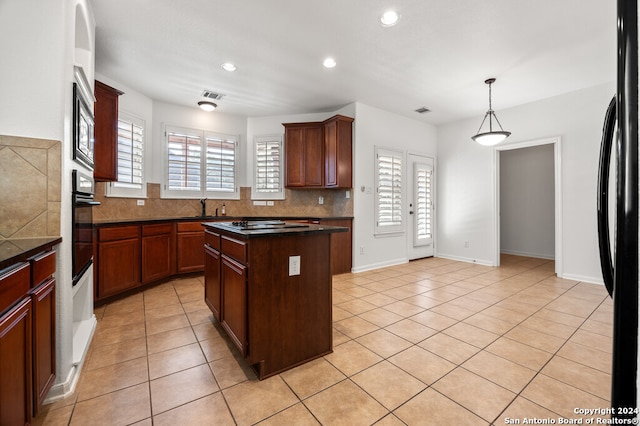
[471,78,511,146]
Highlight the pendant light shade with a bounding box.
[471,78,511,146]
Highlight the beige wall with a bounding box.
[93,183,353,221]
[0,135,61,239]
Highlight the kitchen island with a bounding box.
[203,220,347,379]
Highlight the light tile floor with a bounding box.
[34,255,613,425]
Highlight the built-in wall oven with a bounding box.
[72,170,99,286]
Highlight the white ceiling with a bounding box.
[91,0,616,125]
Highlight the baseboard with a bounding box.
[500,249,555,260]
[351,257,408,273]
[435,252,494,267]
[44,315,97,404]
[559,273,604,286]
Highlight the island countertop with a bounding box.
[202,220,348,239]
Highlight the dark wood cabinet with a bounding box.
[323,115,354,189]
[176,222,205,273]
[204,230,221,321]
[284,115,353,189]
[31,278,55,415]
[97,225,140,299]
[141,223,175,283]
[221,254,248,356]
[284,123,324,188]
[320,218,353,274]
[203,223,339,379]
[93,80,124,182]
[0,297,32,426]
[0,242,59,424]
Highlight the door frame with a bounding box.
[407,151,436,260]
[492,136,563,276]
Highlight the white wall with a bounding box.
[352,102,437,272]
[437,82,615,283]
[0,0,97,400]
[500,144,555,259]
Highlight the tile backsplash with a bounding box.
[93,183,353,221]
[0,135,61,239]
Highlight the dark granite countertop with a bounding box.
[0,237,62,272]
[203,221,348,239]
[93,216,353,226]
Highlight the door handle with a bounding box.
[597,95,616,298]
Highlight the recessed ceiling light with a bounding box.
[323,57,337,68]
[221,62,237,72]
[380,10,400,27]
[198,101,217,112]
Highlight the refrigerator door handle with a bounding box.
[597,95,616,298]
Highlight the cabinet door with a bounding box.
[141,229,174,283]
[0,297,32,426]
[221,255,247,356]
[204,245,221,321]
[94,80,123,182]
[98,238,140,299]
[320,219,353,275]
[284,127,305,187]
[176,231,205,273]
[31,279,55,416]
[303,126,324,187]
[323,115,353,188]
[284,123,323,188]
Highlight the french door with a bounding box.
[407,154,434,260]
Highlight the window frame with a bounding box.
[161,124,240,200]
[374,146,405,236]
[251,134,284,200]
[105,111,146,198]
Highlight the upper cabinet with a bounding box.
[283,122,324,188]
[283,115,353,189]
[93,80,124,182]
[323,115,354,188]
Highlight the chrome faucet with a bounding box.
[200,198,206,217]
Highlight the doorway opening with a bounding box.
[493,137,563,276]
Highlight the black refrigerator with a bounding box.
[597,0,639,418]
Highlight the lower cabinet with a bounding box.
[220,255,248,356]
[141,223,174,283]
[97,225,141,299]
[319,218,353,275]
[31,278,55,414]
[0,297,32,426]
[176,222,205,273]
[0,246,57,424]
[204,243,221,321]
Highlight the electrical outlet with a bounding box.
[464,240,470,248]
[137,199,145,206]
[318,196,324,205]
[267,201,274,206]
[289,255,301,276]
[359,246,364,255]
[345,190,350,199]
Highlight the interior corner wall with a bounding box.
[500,144,555,259]
[436,82,615,283]
[351,102,437,272]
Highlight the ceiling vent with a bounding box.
[415,107,431,114]
[202,90,225,100]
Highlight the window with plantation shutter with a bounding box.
[106,113,146,198]
[375,147,404,235]
[252,135,284,200]
[163,125,239,199]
